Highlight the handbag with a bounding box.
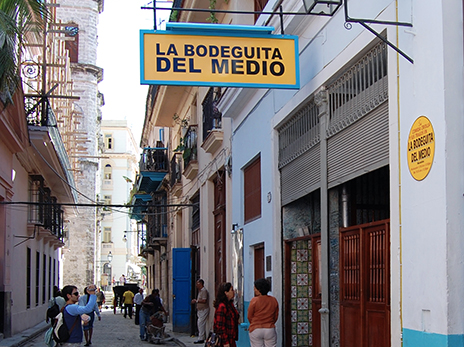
[204,332,222,347]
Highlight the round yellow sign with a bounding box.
[407,116,435,181]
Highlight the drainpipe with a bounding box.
[315,88,330,346]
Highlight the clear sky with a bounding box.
[97,1,172,143]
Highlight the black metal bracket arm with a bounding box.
[344,1,414,63]
[142,1,414,63]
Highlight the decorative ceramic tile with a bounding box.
[291,262,297,273]
[297,298,309,310]
[297,249,308,262]
[308,310,312,322]
[308,240,312,249]
[309,334,313,345]
[291,285,297,298]
[297,309,309,322]
[297,322,309,334]
[291,310,297,322]
[292,335,297,346]
[297,274,308,285]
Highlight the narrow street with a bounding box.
[21,308,197,347]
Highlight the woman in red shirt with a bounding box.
[247,278,279,347]
[213,282,239,347]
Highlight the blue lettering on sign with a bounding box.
[221,46,230,58]
[157,57,170,71]
[209,46,219,57]
[212,59,229,74]
[173,57,186,72]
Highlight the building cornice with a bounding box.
[71,63,104,82]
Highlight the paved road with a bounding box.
[21,308,198,347]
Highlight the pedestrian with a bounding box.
[119,274,126,285]
[46,286,66,324]
[78,287,102,346]
[139,289,166,341]
[123,288,134,319]
[59,284,98,346]
[96,287,105,312]
[247,278,279,347]
[134,288,144,325]
[191,279,209,344]
[213,282,239,347]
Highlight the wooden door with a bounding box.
[213,172,226,292]
[340,220,390,347]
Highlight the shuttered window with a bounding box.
[244,157,261,223]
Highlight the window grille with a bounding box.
[327,42,388,136]
[278,98,320,168]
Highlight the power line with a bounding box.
[0,201,197,208]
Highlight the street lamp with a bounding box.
[302,0,342,16]
[107,251,113,263]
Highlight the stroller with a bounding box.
[147,311,172,344]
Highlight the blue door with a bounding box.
[172,248,191,333]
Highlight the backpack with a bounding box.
[46,299,60,323]
[52,306,79,343]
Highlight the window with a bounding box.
[64,24,79,63]
[27,248,31,308]
[105,134,113,150]
[104,164,112,180]
[244,156,261,223]
[103,195,112,211]
[36,251,40,306]
[103,227,112,243]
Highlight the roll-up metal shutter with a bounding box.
[281,143,321,205]
[327,101,388,188]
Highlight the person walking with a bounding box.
[59,284,98,346]
[191,279,209,344]
[247,278,279,347]
[139,289,166,341]
[119,274,126,285]
[78,287,102,346]
[122,288,134,319]
[96,288,105,312]
[134,288,144,325]
[213,282,239,347]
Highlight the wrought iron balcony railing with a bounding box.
[139,147,169,172]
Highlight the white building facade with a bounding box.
[98,120,141,289]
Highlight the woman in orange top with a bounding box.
[247,278,279,347]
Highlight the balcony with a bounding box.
[136,147,169,193]
[170,153,182,197]
[25,97,77,204]
[202,129,224,154]
[181,125,198,180]
[29,175,65,246]
[130,193,152,222]
[146,192,168,251]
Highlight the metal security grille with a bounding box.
[327,42,388,137]
[278,98,320,169]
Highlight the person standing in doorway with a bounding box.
[122,288,134,319]
[134,288,144,325]
[247,278,279,347]
[191,279,209,344]
[60,284,98,346]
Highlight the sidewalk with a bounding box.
[0,308,201,347]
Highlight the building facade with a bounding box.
[98,120,141,290]
[56,0,104,290]
[137,0,464,346]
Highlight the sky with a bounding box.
[97,1,172,143]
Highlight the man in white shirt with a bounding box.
[191,279,209,344]
[134,288,144,325]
